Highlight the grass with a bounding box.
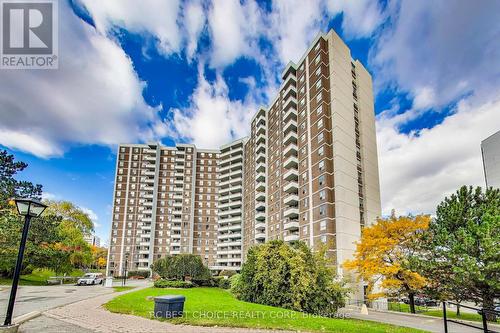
[425,309,486,323]
[388,302,489,323]
[113,286,136,292]
[388,302,428,313]
[0,268,84,286]
[105,287,425,333]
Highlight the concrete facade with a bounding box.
[482,130,500,189]
[107,29,381,281]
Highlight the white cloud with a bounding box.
[370,0,500,108]
[377,96,500,216]
[269,0,325,64]
[183,0,206,61]
[0,1,166,158]
[78,0,182,55]
[166,66,257,148]
[370,0,500,215]
[207,0,264,67]
[326,0,384,38]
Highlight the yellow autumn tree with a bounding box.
[343,213,430,313]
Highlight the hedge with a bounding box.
[154,279,193,288]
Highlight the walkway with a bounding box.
[341,307,500,333]
[38,289,292,333]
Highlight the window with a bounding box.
[315,54,321,64]
[319,205,326,216]
[317,118,323,129]
[318,132,324,143]
[315,67,321,76]
[320,220,326,230]
[316,104,323,115]
[316,93,322,103]
[314,42,320,51]
[318,146,324,156]
[319,189,326,200]
[316,80,321,89]
[321,235,327,243]
[319,160,325,171]
[319,175,325,186]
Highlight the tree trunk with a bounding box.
[483,296,497,322]
[408,292,416,314]
[456,302,460,316]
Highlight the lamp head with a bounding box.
[14,198,47,217]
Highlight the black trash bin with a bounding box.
[154,295,186,318]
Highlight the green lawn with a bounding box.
[0,268,84,286]
[388,302,428,313]
[425,309,485,323]
[388,302,488,323]
[105,287,425,333]
[113,286,136,292]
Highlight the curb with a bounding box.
[13,311,41,325]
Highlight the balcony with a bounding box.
[218,232,242,240]
[282,84,296,100]
[283,155,298,169]
[143,155,156,162]
[284,181,298,193]
[256,141,266,154]
[256,172,265,182]
[283,194,299,206]
[255,222,266,231]
[256,125,266,136]
[283,107,297,123]
[284,233,299,242]
[283,95,297,111]
[283,143,298,158]
[283,118,297,134]
[255,201,265,211]
[256,132,266,145]
[283,131,297,145]
[255,211,266,221]
[283,220,299,231]
[255,191,266,201]
[255,182,266,192]
[255,152,266,163]
[283,207,299,218]
[255,162,266,173]
[283,169,298,183]
[255,232,266,241]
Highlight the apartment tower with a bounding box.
[107,29,381,281]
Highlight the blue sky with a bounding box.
[1,0,499,245]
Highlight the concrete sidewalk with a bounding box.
[341,307,500,333]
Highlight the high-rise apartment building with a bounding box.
[107,29,381,281]
[481,130,500,189]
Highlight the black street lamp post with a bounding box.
[3,198,47,327]
[122,252,129,287]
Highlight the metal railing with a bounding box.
[443,301,499,333]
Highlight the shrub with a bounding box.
[151,254,211,281]
[229,273,241,292]
[218,277,231,289]
[219,270,236,277]
[127,270,150,278]
[154,279,193,288]
[233,240,348,316]
[192,277,216,287]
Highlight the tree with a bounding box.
[0,150,42,209]
[343,214,430,314]
[91,246,107,269]
[0,208,72,276]
[233,240,347,316]
[151,254,211,281]
[419,186,500,320]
